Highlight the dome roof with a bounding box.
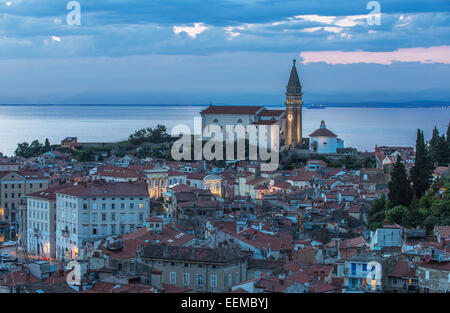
[309,121,337,137]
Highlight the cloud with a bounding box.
[173,23,207,38]
[300,46,450,65]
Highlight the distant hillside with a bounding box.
[318,101,449,108]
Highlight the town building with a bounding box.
[54,181,150,260]
[309,121,344,154]
[139,244,251,292]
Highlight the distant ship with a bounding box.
[306,104,325,109]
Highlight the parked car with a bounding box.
[2,241,16,247]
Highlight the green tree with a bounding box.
[429,126,441,163]
[368,194,387,230]
[44,138,51,152]
[388,156,413,207]
[446,123,450,163]
[410,129,434,199]
[386,205,409,225]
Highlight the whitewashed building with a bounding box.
[55,182,150,260]
[309,121,344,154]
[26,185,69,259]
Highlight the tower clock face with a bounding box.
[288,114,293,121]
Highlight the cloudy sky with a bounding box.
[0,0,449,105]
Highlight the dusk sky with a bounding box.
[0,0,449,105]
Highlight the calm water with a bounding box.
[0,105,448,156]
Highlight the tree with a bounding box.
[429,126,440,163]
[44,138,51,152]
[447,123,450,162]
[14,140,45,158]
[410,129,434,199]
[368,194,387,230]
[388,156,413,207]
[386,205,409,225]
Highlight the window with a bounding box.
[228,273,232,286]
[130,203,134,209]
[196,274,204,287]
[425,271,430,280]
[351,263,357,276]
[255,271,260,278]
[102,213,106,221]
[170,272,176,285]
[235,272,239,284]
[210,275,217,288]
[111,203,115,209]
[92,214,97,222]
[111,213,116,221]
[183,273,190,286]
[362,264,367,272]
[102,203,106,210]
[111,224,116,234]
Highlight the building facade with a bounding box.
[139,244,251,292]
[55,182,150,260]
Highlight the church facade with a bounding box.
[200,60,304,150]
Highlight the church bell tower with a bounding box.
[285,59,303,147]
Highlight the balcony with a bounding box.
[61,229,70,238]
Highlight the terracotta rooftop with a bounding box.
[200,105,264,115]
[56,182,148,197]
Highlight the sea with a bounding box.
[0,105,448,157]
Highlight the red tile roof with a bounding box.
[56,182,148,197]
[200,105,264,115]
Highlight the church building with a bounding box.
[309,121,344,154]
[200,60,305,149]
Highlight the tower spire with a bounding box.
[286,59,302,95]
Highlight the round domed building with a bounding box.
[309,120,344,154]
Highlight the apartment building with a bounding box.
[26,185,69,259]
[139,244,251,292]
[55,181,150,260]
[0,170,49,239]
[336,253,397,293]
